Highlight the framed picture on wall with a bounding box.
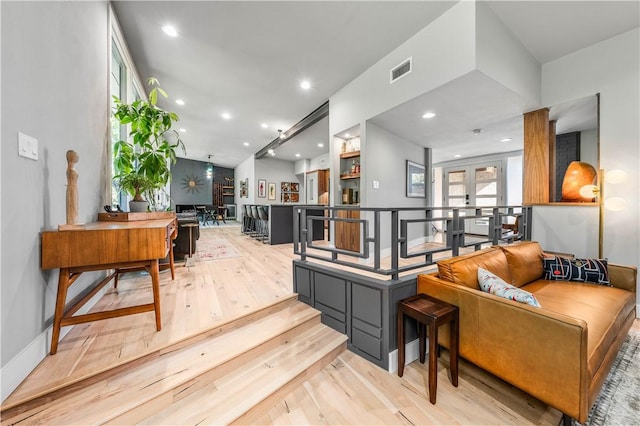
[268,182,276,200]
[240,178,248,198]
[258,179,266,198]
[406,160,426,198]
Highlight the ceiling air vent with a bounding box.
[390,57,412,84]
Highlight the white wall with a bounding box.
[234,155,255,221]
[254,157,301,205]
[475,1,541,106]
[328,1,477,207]
[536,28,639,314]
[540,28,639,277]
[1,1,110,399]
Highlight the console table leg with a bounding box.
[150,259,162,331]
[50,268,70,355]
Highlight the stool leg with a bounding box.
[450,311,459,387]
[397,309,405,377]
[428,321,438,404]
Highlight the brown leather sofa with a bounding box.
[417,241,637,423]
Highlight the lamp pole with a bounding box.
[598,168,604,259]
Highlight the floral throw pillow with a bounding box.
[542,256,611,286]
[478,267,542,307]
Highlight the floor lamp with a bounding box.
[579,169,627,259]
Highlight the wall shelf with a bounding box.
[340,173,360,180]
[340,150,360,159]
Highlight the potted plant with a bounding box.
[113,77,186,212]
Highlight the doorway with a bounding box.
[443,162,503,235]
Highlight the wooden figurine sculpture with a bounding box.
[66,150,79,225]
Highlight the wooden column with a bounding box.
[523,108,550,204]
[548,120,557,202]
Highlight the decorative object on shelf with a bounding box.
[59,150,86,230]
[66,150,79,225]
[258,179,266,198]
[561,161,597,202]
[268,182,276,200]
[240,178,248,198]
[112,77,186,212]
[181,174,204,194]
[406,160,426,198]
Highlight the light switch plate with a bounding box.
[18,132,38,161]
[373,180,380,189]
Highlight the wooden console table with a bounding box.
[41,218,177,354]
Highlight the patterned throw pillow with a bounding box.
[542,256,610,286]
[477,268,542,307]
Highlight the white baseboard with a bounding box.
[387,337,423,373]
[1,282,110,403]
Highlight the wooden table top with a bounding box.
[41,218,176,270]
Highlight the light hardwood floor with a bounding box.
[5,224,570,424]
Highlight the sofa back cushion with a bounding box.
[499,241,544,287]
[437,247,511,289]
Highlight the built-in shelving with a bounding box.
[340,173,360,180]
[339,150,360,159]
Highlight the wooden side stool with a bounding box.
[397,293,459,404]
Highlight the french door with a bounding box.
[443,162,503,235]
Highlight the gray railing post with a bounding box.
[293,207,300,255]
[452,208,460,257]
[374,210,381,272]
[299,208,307,260]
[391,209,399,280]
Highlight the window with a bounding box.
[109,6,143,208]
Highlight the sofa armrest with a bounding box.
[608,263,637,293]
[418,273,589,420]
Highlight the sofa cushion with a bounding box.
[499,241,544,287]
[437,247,511,289]
[478,268,541,307]
[543,256,610,285]
[523,280,635,379]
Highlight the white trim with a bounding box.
[1,284,110,403]
[388,337,421,373]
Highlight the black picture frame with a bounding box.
[406,160,426,198]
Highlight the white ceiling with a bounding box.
[112,1,639,168]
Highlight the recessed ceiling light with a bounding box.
[317,143,324,148]
[243,142,250,146]
[500,137,512,142]
[221,112,231,120]
[179,128,186,133]
[422,112,436,119]
[454,154,461,158]
[161,25,178,37]
[175,99,185,106]
[344,133,351,138]
[295,153,301,158]
[261,123,268,128]
[300,80,311,90]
